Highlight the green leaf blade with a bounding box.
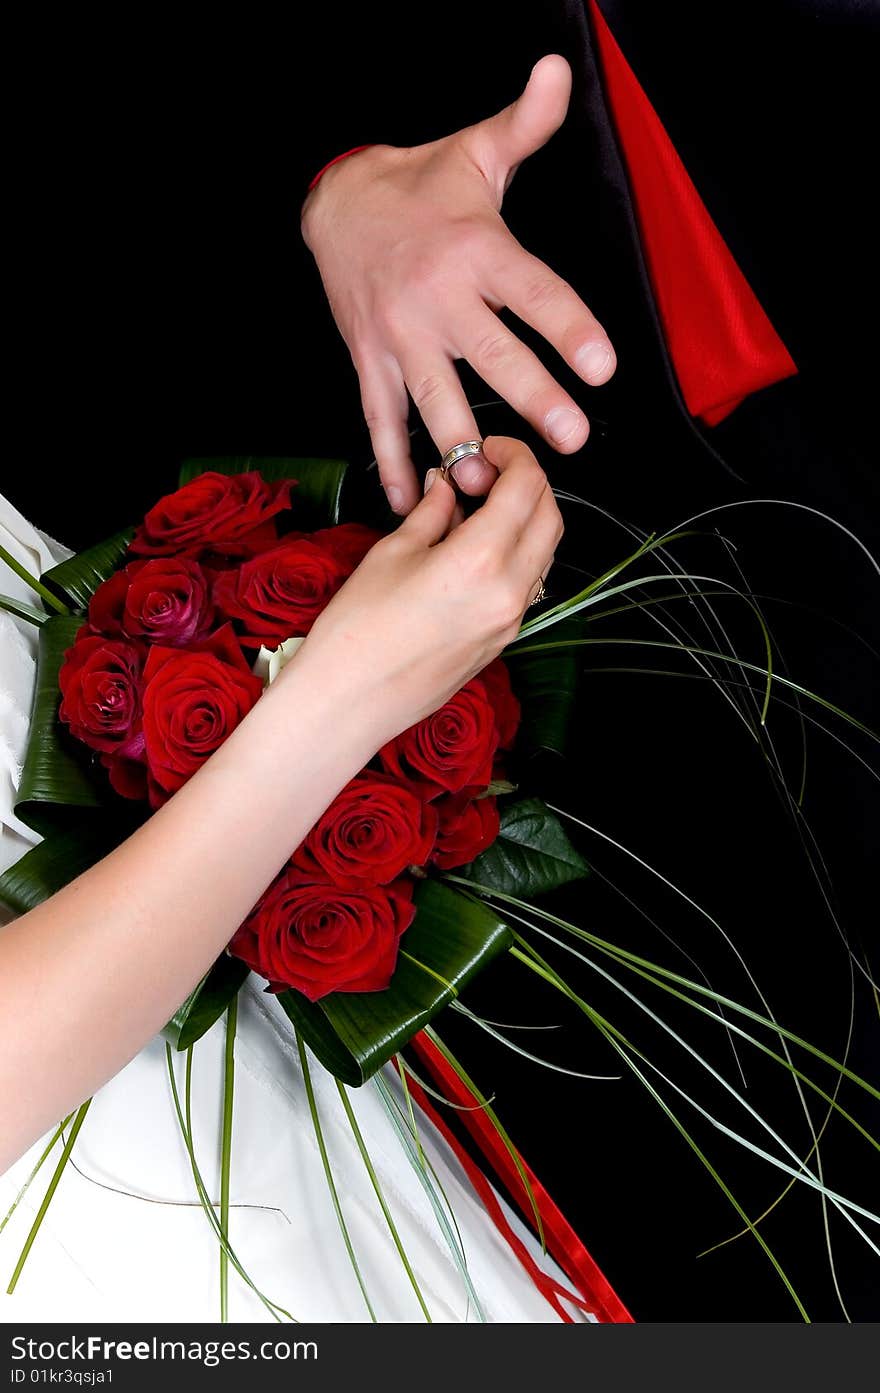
[277,880,512,1085]
[459,797,590,897]
[505,629,581,758]
[0,594,48,627]
[164,954,250,1052]
[13,615,120,836]
[40,529,134,611]
[0,821,130,915]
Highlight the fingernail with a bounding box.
[575,341,614,383]
[423,469,438,494]
[544,406,583,446]
[387,485,405,512]
[452,456,488,490]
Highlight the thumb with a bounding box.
[472,55,572,191]
[397,470,458,546]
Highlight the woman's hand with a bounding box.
[289,436,563,744]
[301,55,616,516]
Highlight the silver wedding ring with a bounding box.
[439,439,484,480]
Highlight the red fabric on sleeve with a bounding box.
[307,145,374,193]
[587,0,797,425]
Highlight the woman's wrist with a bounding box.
[267,643,395,765]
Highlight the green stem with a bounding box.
[424,1025,545,1250]
[336,1079,432,1322]
[7,1100,91,1293]
[447,875,880,1102]
[219,996,237,1323]
[294,1030,377,1321]
[388,1061,470,1263]
[510,932,878,1229]
[462,875,877,1149]
[516,529,692,636]
[510,944,810,1321]
[0,1116,72,1236]
[508,635,878,742]
[165,1044,295,1322]
[373,1072,487,1323]
[396,1056,426,1170]
[569,932,878,1152]
[0,544,69,616]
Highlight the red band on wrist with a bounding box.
[307,145,374,193]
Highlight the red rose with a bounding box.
[59,630,145,755]
[129,471,294,559]
[311,523,383,573]
[142,624,263,806]
[89,559,214,647]
[379,678,500,799]
[212,536,349,647]
[230,871,415,1001]
[477,658,521,750]
[291,771,438,885]
[101,753,149,802]
[86,570,129,636]
[431,793,500,870]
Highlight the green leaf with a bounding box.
[163,954,251,1052]
[0,820,131,915]
[6,1100,92,1296]
[14,616,122,836]
[0,1117,72,1238]
[0,594,47,626]
[459,797,590,897]
[505,636,581,757]
[40,529,134,611]
[178,456,349,530]
[277,880,512,1086]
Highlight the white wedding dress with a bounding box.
[0,493,594,1324]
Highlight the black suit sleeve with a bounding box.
[261,3,577,201]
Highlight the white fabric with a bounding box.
[0,495,71,881]
[0,495,593,1324]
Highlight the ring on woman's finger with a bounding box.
[528,575,547,608]
[439,440,484,480]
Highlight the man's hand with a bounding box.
[302,55,616,514]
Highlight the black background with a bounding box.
[5,1,878,1321]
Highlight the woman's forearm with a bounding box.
[0,653,380,1167]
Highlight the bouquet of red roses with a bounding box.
[3,457,876,1323]
[56,465,524,1004]
[1,457,589,1090]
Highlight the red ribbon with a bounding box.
[588,0,797,425]
[408,1032,633,1323]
